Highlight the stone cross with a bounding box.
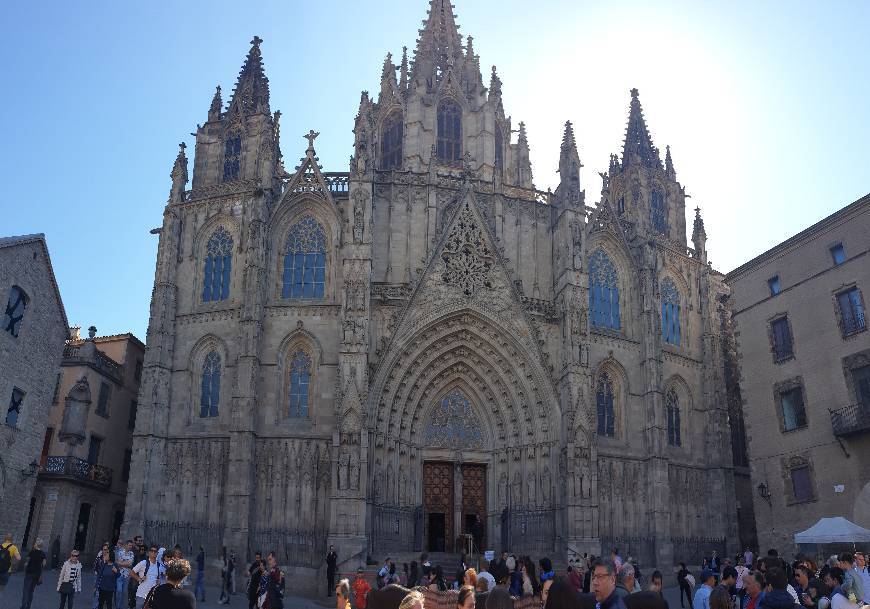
[251,36,263,47]
[304,129,320,152]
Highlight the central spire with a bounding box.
[621,88,661,170]
[227,36,271,116]
[411,0,465,89]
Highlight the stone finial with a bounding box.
[87,325,97,340]
[304,129,320,153]
[69,325,81,341]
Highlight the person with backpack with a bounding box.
[1,533,22,594]
[131,545,165,608]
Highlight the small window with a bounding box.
[6,387,25,427]
[780,386,807,431]
[837,287,866,336]
[121,449,132,482]
[771,317,794,361]
[791,466,813,503]
[853,364,870,408]
[768,276,781,296]
[830,243,846,265]
[128,400,138,432]
[223,135,241,182]
[96,382,111,417]
[87,436,102,465]
[3,285,29,337]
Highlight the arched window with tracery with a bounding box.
[202,228,233,302]
[661,277,681,346]
[223,134,241,182]
[596,373,616,438]
[288,349,312,418]
[437,99,462,164]
[283,217,327,299]
[3,286,28,337]
[494,124,504,169]
[589,250,621,331]
[666,388,681,446]
[651,189,667,234]
[381,111,403,170]
[200,351,221,418]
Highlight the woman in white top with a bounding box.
[57,550,84,609]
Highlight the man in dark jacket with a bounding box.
[326,546,338,597]
[592,558,628,609]
[759,568,798,609]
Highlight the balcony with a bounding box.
[62,344,123,382]
[39,456,113,489]
[830,402,870,437]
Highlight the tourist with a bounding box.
[838,554,864,605]
[490,552,508,585]
[378,558,391,589]
[353,568,372,609]
[736,558,750,600]
[741,572,764,609]
[421,554,432,578]
[336,578,352,609]
[1,533,22,595]
[248,552,264,609]
[409,561,420,588]
[258,552,284,609]
[432,566,448,592]
[522,557,541,597]
[799,578,828,609]
[591,559,627,609]
[710,552,722,575]
[456,554,469,590]
[464,568,478,589]
[20,538,47,609]
[478,561,496,593]
[709,586,732,609]
[399,590,426,609]
[219,547,230,604]
[228,550,237,596]
[567,565,582,594]
[795,565,813,598]
[611,549,623,573]
[678,562,694,608]
[458,585,475,609]
[195,547,206,603]
[760,567,797,609]
[825,568,859,609]
[854,553,869,604]
[327,546,339,597]
[625,592,668,609]
[693,569,716,609]
[486,587,514,609]
[649,570,669,609]
[616,564,636,599]
[115,541,134,609]
[97,550,120,609]
[745,550,755,570]
[52,536,62,570]
[128,536,145,609]
[148,559,196,609]
[58,550,83,609]
[93,542,110,609]
[721,566,739,606]
[510,560,523,597]
[131,545,165,609]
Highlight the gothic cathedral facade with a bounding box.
[124,0,739,585]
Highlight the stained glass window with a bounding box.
[283,217,327,299]
[666,388,681,446]
[381,111,403,170]
[288,350,312,418]
[200,351,221,418]
[437,99,462,164]
[651,189,667,234]
[223,134,241,181]
[589,250,621,331]
[202,227,233,302]
[596,373,615,438]
[3,286,28,337]
[661,277,681,346]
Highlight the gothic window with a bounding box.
[223,134,241,181]
[661,277,681,346]
[6,387,25,427]
[666,388,681,446]
[617,196,625,215]
[589,250,621,331]
[437,99,462,164]
[770,316,794,362]
[650,189,667,233]
[494,124,504,169]
[836,287,866,337]
[202,227,233,302]
[596,373,616,438]
[288,350,312,418]
[3,286,28,337]
[380,111,403,170]
[283,217,327,299]
[200,351,221,418]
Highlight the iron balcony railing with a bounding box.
[830,402,870,437]
[40,456,113,489]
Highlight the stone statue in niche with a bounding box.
[512,472,522,505]
[338,449,350,490]
[527,473,536,507]
[570,219,583,269]
[349,452,360,490]
[498,472,507,508]
[542,467,552,504]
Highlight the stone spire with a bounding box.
[399,46,409,91]
[516,121,533,189]
[665,144,676,179]
[227,36,270,116]
[489,65,502,105]
[208,85,222,122]
[411,0,464,90]
[692,206,707,262]
[622,88,661,170]
[170,142,188,203]
[556,121,582,205]
[379,52,398,101]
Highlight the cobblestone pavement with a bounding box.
[2,570,685,609]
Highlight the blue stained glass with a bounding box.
[661,278,681,345]
[283,217,327,300]
[666,389,681,446]
[200,351,221,418]
[589,250,621,331]
[288,350,312,418]
[651,190,668,234]
[596,374,615,437]
[203,228,232,302]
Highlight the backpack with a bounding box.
[0,543,12,573]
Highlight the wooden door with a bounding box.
[423,462,454,552]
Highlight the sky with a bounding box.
[2,0,868,340]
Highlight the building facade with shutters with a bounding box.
[0,234,69,548]
[124,1,744,588]
[725,193,870,555]
[27,328,144,562]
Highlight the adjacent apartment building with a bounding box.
[0,234,69,547]
[726,193,870,554]
[28,327,144,560]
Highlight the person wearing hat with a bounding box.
[693,569,717,609]
[352,568,371,609]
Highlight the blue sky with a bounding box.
[2,0,868,340]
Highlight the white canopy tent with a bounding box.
[794,517,870,544]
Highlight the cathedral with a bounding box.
[124,0,740,588]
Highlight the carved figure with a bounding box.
[338,449,350,489]
[349,452,360,490]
